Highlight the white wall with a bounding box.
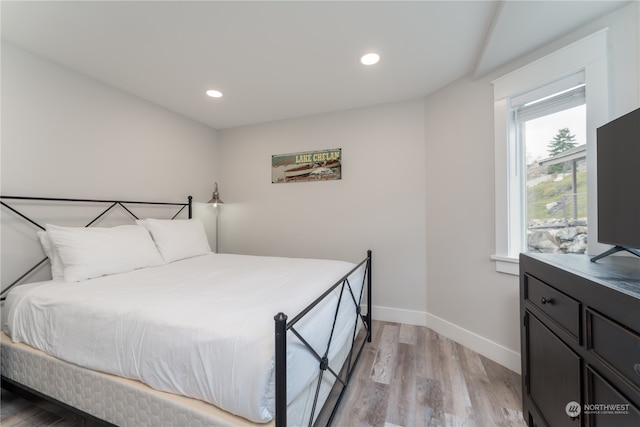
[1,43,220,201]
[423,74,523,368]
[217,2,639,373]
[1,43,221,282]
[218,100,428,316]
[422,2,639,371]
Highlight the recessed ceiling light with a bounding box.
[206,89,223,98]
[360,53,380,66]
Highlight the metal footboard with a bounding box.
[275,249,372,427]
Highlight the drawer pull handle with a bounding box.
[634,363,640,377]
[540,297,553,305]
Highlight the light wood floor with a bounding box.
[1,320,526,426]
[332,321,526,426]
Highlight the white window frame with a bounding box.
[492,29,609,275]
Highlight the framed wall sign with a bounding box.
[272,148,342,183]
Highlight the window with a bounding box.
[510,74,587,255]
[492,30,609,275]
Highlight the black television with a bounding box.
[592,107,640,262]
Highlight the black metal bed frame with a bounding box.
[0,195,372,426]
[275,250,371,427]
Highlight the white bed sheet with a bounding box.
[5,253,364,424]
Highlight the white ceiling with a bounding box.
[1,1,631,129]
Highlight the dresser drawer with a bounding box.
[586,365,640,426]
[588,309,640,390]
[525,274,580,339]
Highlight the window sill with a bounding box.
[491,255,519,276]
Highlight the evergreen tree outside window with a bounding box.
[547,128,577,174]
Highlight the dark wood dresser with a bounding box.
[520,253,640,426]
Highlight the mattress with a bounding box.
[3,253,364,424]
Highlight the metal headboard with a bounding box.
[1,195,192,299]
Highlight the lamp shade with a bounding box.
[208,182,224,205]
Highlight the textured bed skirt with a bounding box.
[0,331,351,426]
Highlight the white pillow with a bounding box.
[45,224,165,282]
[37,230,65,279]
[138,218,211,263]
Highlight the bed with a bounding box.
[0,195,372,426]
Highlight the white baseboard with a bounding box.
[365,304,427,326]
[365,304,522,374]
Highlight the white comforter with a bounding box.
[6,253,363,423]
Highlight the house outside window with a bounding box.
[492,30,609,275]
